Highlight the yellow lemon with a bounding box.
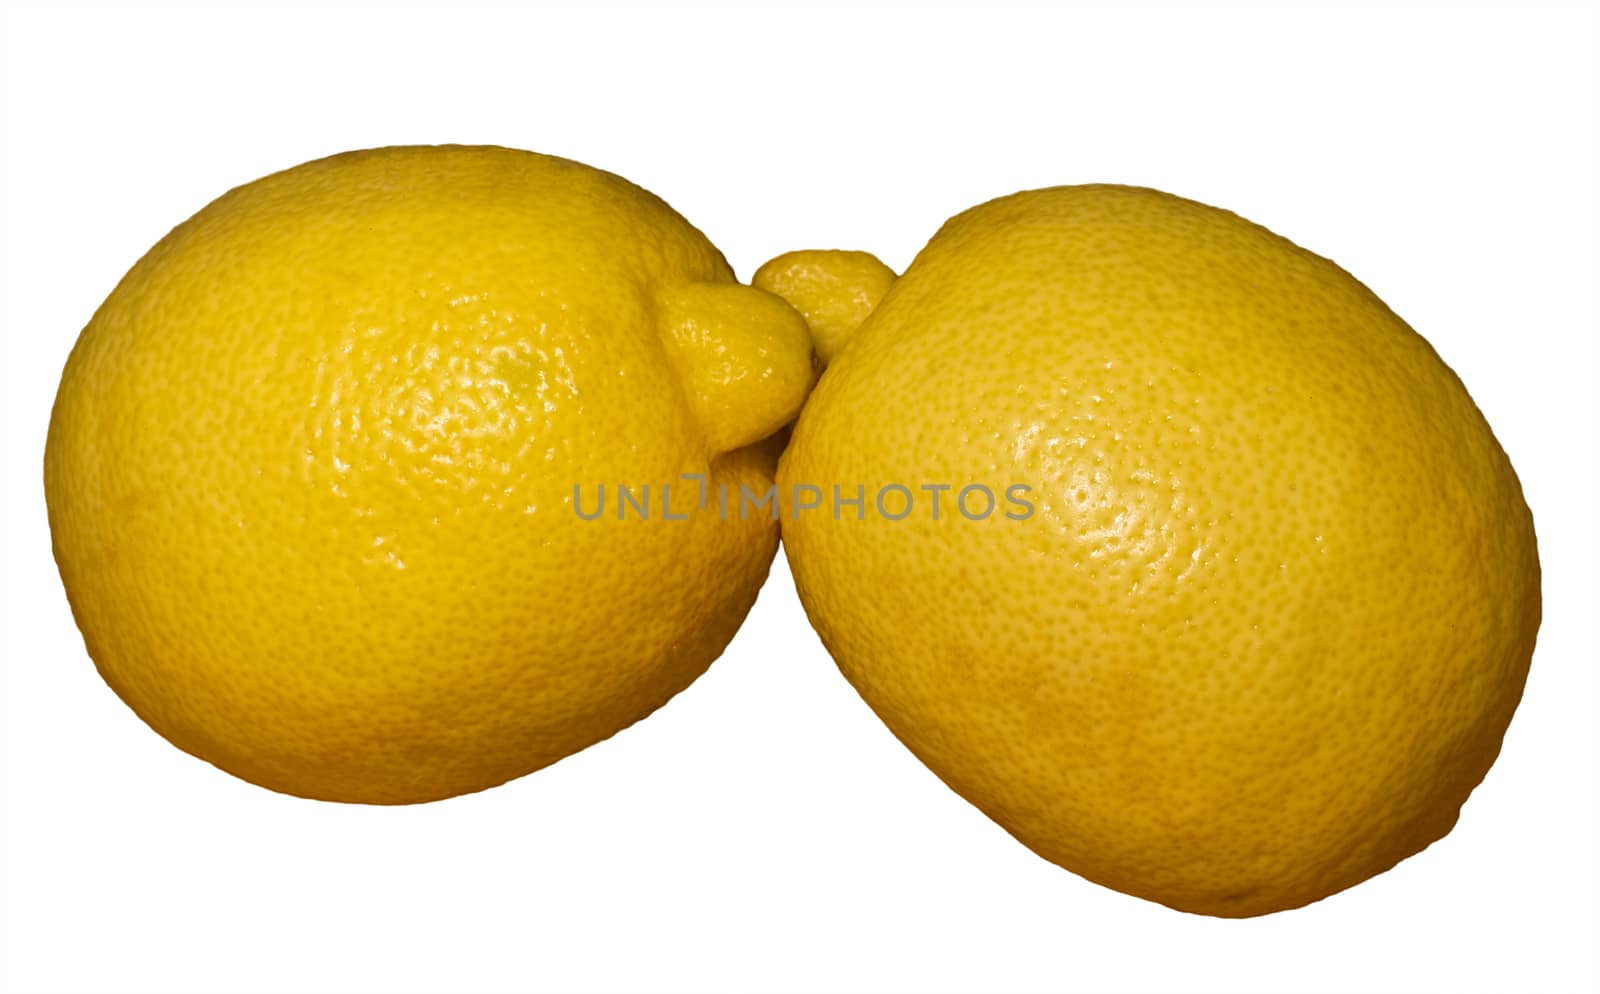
[771,186,1540,916]
[45,145,814,804]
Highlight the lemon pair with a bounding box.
[46,146,1538,917]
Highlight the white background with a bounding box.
[2,3,1596,993]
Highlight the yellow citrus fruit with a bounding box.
[771,185,1540,916]
[45,145,814,804]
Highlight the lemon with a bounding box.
[45,145,814,804]
[772,185,1540,916]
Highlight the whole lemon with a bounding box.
[772,186,1540,916]
[45,145,814,804]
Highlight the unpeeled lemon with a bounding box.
[45,145,813,804]
[771,185,1540,917]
